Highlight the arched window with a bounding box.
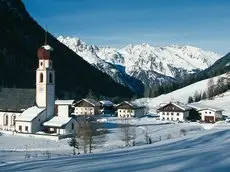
[40,73,43,83]
[11,114,16,126]
[49,73,53,83]
[4,114,8,126]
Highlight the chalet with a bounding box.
[99,100,115,115]
[157,102,192,122]
[188,103,223,123]
[116,101,145,118]
[74,99,100,116]
[0,88,35,131]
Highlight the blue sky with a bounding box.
[22,0,230,54]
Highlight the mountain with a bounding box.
[57,37,144,94]
[0,0,135,99]
[58,36,221,88]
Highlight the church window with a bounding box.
[11,114,16,126]
[40,62,43,66]
[25,126,28,132]
[49,73,53,83]
[4,114,8,125]
[19,125,22,131]
[40,73,43,83]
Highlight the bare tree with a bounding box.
[68,133,80,155]
[77,120,94,154]
[120,119,136,147]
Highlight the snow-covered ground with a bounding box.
[134,73,230,116]
[1,121,230,171]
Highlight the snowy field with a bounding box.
[1,121,230,171]
[1,118,230,171]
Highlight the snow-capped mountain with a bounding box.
[57,36,221,90]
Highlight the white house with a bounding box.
[157,102,192,122]
[188,103,223,123]
[74,99,100,116]
[116,101,145,118]
[198,108,223,123]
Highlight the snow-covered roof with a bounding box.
[172,102,192,111]
[16,106,46,122]
[76,99,100,107]
[43,116,73,128]
[117,101,145,109]
[55,100,75,105]
[188,103,224,112]
[99,100,114,106]
[157,102,191,111]
[42,45,53,51]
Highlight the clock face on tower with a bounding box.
[38,85,44,92]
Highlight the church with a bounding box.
[0,43,77,135]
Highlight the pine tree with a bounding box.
[187,96,194,103]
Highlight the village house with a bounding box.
[158,102,192,122]
[188,103,223,123]
[74,99,100,116]
[116,101,145,118]
[99,100,115,115]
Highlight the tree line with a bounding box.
[187,76,230,103]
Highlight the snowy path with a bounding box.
[1,128,230,172]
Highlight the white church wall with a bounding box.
[16,121,32,133]
[0,112,21,131]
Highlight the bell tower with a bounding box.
[36,43,55,120]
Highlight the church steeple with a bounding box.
[36,33,55,120]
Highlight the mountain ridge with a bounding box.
[58,36,221,88]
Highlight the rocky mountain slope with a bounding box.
[58,36,221,88]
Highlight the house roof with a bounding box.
[55,100,75,105]
[157,102,192,111]
[0,88,35,112]
[188,103,224,112]
[116,101,145,109]
[43,116,74,128]
[76,99,100,107]
[99,100,114,106]
[16,106,46,122]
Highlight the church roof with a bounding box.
[16,106,46,122]
[0,88,35,112]
[43,116,74,128]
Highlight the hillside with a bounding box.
[0,0,135,99]
[58,36,221,88]
[134,73,230,115]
